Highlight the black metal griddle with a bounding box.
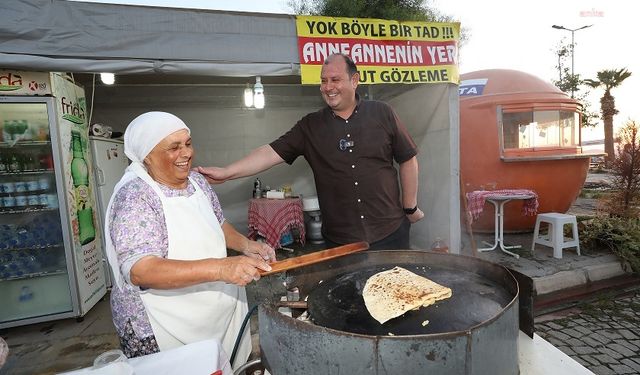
[259,250,522,374]
[306,263,513,336]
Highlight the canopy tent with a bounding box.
[0,0,460,251]
[0,0,300,77]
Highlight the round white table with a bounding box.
[477,193,535,259]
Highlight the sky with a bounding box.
[74,0,638,140]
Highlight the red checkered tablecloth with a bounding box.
[466,189,539,223]
[248,197,305,249]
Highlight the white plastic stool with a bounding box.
[531,213,581,259]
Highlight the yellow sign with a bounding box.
[296,16,460,85]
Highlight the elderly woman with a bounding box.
[105,112,275,368]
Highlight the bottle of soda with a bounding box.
[71,131,96,245]
[12,120,23,142]
[24,154,36,171]
[19,285,34,302]
[253,177,262,199]
[8,153,21,172]
[39,152,53,170]
[20,120,32,141]
[1,120,8,142]
[0,152,6,173]
[2,120,13,142]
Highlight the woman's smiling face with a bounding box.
[144,129,193,188]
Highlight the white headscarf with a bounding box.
[105,112,190,289]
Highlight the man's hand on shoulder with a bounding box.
[194,166,229,184]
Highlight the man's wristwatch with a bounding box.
[404,205,418,215]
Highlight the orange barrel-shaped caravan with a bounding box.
[460,69,593,232]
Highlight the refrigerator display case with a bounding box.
[0,71,106,329]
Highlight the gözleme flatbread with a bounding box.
[363,266,452,324]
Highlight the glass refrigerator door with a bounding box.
[0,97,77,327]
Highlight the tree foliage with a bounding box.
[551,41,598,128]
[602,120,640,217]
[581,215,640,274]
[582,120,640,274]
[288,0,452,22]
[584,68,632,164]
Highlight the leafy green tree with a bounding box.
[551,41,598,128]
[289,0,453,22]
[581,215,640,273]
[584,68,632,164]
[288,0,467,44]
[583,121,640,273]
[604,120,640,217]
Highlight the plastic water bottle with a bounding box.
[431,237,449,253]
[253,178,262,199]
[19,286,33,302]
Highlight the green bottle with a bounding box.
[0,152,6,173]
[70,130,95,245]
[9,153,20,172]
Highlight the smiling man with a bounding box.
[198,54,424,250]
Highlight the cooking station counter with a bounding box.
[518,331,594,375]
[252,249,595,375]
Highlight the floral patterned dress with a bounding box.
[108,171,225,358]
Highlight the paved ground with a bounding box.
[0,298,118,375]
[535,287,640,375]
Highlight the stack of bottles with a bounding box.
[0,220,64,279]
[0,217,63,251]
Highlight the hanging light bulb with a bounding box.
[100,72,115,85]
[243,83,254,107]
[253,76,265,109]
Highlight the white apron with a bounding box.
[138,177,251,369]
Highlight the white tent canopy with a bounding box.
[0,0,300,77]
[0,0,460,251]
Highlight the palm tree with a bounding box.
[584,68,632,164]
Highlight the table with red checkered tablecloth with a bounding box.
[248,197,305,249]
[466,189,539,223]
[465,189,538,259]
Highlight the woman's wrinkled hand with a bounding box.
[215,256,271,286]
[243,240,277,263]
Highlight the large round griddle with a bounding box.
[307,263,513,335]
[259,250,521,375]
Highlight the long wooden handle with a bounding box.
[260,241,369,276]
[460,174,478,256]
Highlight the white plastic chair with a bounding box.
[532,213,581,259]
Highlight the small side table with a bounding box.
[466,189,538,259]
[478,194,534,258]
[248,197,305,250]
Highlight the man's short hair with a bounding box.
[325,53,358,77]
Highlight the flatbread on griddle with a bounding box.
[363,266,452,324]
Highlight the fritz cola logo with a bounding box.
[61,96,86,124]
[0,72,23,91]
